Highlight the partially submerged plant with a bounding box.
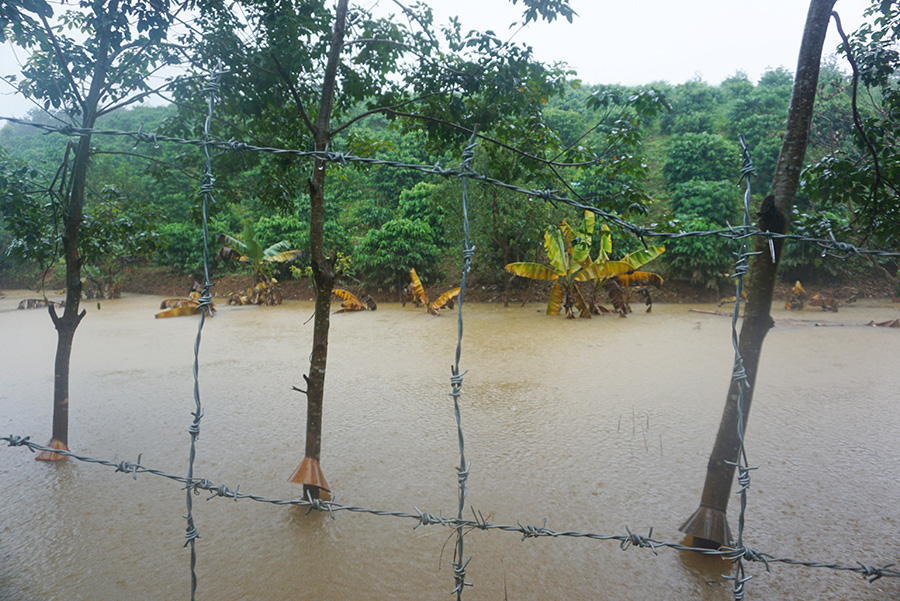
[332,288,377,312]
[156,282,215,318]
[402,268,460,315]
[506,211,664,318]
[217,222,305,306]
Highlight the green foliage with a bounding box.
[356,218,442,290]
[155,221,207,275]
[669,179,742,226]
[779,207,858,282]
[663,133,740,188]
[660,217,733,288]
[660,79,720,135]
[724,68,793,185]
[0,150,54,270]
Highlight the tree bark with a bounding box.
[680,0,837,546]
[38,1,118,460]
[289,0,349,499]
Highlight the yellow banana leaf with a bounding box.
[265,249,305,263]
[620,245,666,270]
[576,260,633,281]
[546,280,563,315]
[155,302,215,318]
[332,288,366,312]
[505,262,559,281]
[597,224,612,260]
[431,287,461,312]
[612,272,664,288]
[543,229,570,276]
[408,268,430,306]
[573,284,592,318]
[159,298,199,310]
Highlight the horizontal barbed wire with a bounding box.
[3,116,899,260]
[3,434,897,584]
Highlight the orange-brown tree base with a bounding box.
[288,456,331,501]
[35,438,70,461]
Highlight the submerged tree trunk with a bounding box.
[37,6,115,459]
[680,0,837,546]
[287,0,349,500]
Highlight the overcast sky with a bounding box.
[0,0,874,118]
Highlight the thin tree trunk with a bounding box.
[38,1,117,459]
[680,0,837,546]
[288,0,349,499]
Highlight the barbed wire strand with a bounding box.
[723,135,760,601]
[2,117,899,260]
[449,131,479,598]
[3,434,897,586]
[183,64,221,601]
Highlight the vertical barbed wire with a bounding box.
[449,131,479,598]
[183,63,221,601]
[723,135,761,601]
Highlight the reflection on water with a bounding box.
[1,291,898,600]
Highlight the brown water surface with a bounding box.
[1,291,898,600]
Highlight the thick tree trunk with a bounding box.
[680,0,837,546]
[287,0,349,500]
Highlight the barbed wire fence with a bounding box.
[2,67,900,600]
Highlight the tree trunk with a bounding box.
[679,0,837,546]
[37,1,117,459]
[287,0,349,500]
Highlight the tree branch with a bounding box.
[269,53,316,135]
[38,12,86,112]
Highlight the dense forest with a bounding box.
[1,3,897,305]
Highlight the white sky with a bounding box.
[0,0,874,118]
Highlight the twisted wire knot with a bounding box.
[183,522,201,547]
[457,461,470,487]
[324,151,349,165]
[620,526,658,554]
[858,562,895,582]
[303,491,336,519]
[451,557,473,593]
[460,140,478,171]
[206,480,239,501]
[114,453,142,480]
[188,409,204,440]
[200,172,216,196]
[413,508,444,529]
[735,464,758,494]
[432,163,453,178]
[6,435,32,449]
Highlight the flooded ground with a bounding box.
[1,290,898,600]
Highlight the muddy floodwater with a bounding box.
[1,290,898,600]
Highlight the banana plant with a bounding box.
[217,221,305,306]
[332,288,377,313]
[403,268,460,315]
[585,244,666,316]
[506,211,664,318]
